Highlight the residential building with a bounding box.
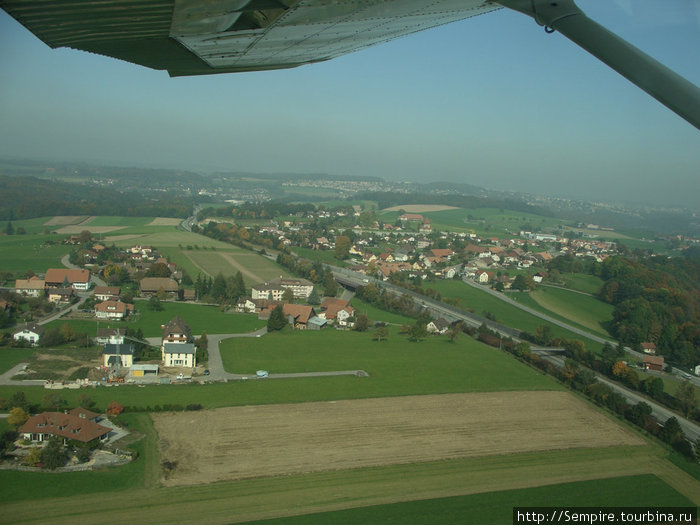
[643,355,665,372]
[251,277,314,300]
[427,318,450,334]
[48,288,74,303]
[162,342,196,368]
[14,276,45,297]
[161,316,192,344]
[103,343,134,368]
[13,323,45,346]
[96,328,126,345]
[95,300,131,320]
[282,304,315,329]
[94,286,121,301]
[19,410,111,444]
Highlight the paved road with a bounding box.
[61,254,106,287]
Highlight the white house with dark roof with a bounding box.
[162,342,196,368]
[103,343,134,368]
[13,323,45,346]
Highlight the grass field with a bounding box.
[509,287,614,337]
[236,474,694,525]
[0,233,69,273]
[179,249,289,285]
[349,297,415,325]
[0,348,35,373]
[45,301,266,338]
[423,280,604,352]
[220,328,560,394]
[557,273,605,295]
[1,445,696,524]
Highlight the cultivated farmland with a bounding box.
[153,391,644,487]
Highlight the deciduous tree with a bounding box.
[7,407,29,428]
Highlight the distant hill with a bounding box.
[0,174,190,220]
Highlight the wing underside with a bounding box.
[1,0,499,76]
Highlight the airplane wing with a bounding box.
[0,0,499,77]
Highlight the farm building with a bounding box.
[129,364,159,378]
[139,277,179,297]
[44,268,90,291]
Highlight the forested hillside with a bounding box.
[0,175,190,220]
[598,249,700,367]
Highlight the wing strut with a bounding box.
[497,0,700,130]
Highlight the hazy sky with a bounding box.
[1,1,699,209]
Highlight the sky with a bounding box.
[1,1,699,209]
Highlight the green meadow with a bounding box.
[349,297,415,325]
[0,348,35,374]
[239,474,694,525]
[220,328,560,395]
[423,280,604,352]
[509,286,614,337]
[557,272,605,295]
[0,233,69,273]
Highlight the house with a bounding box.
[139,277,179,297]
[532,271,548,283]
[13,323,45,346]
[398,213,424,222]
[96,328,125,345]
[44,268,90,291]
[48,288,74,303]
[427,318,450,334]
[182,289,196,301]
[14,276,45,297]
[643,355,664,372]
[641,342,657,355]
[103,343,134,368]
[319,298,355,322]
[282,304,315,329]
[94,286,121,302]
[162,342,196,368]
[95,300,131,320]
[161,316,192,344]
[428,249,454,260]
[19,410,111,444]
[251,277,314,300]
[475,270,492,283]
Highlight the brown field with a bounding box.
[44,215,92,226]
[153,391,643,487]
[148,217,182,226]
[54,225,125,234]
[383,204,459,212]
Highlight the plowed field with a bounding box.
[153,391,643,487]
